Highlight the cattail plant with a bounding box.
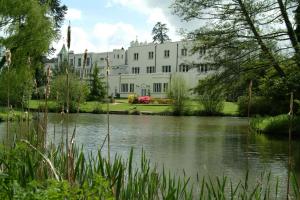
[247,80,253,122]
[105,56,111,163]
[43,66,51,149]
[82,49,87,80]
[287,92,294,199]
[65,21,71,181]
[67,21,71,51]
[5,49,11,139]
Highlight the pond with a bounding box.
[0,113,299,196]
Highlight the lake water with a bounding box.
[0,113,299,196]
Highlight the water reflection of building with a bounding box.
[56,39,216,98]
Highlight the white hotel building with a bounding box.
[57,40,215,98]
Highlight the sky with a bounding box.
[53,0,194,56]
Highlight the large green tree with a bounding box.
[89,64,105,101]
[152,22,170,44]
[172,0,300,100]
[0,0,66,106]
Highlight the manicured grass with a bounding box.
[28,100,238,115]
[28,100,57,110]
[223,102,239,115]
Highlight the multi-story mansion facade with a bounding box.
[57,40,216,98]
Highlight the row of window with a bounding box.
[113,54,124,59]
[197,64,215,73]
[133,48,188,61]
[132,66,171,74]
[153,83,168,93]
[120,83,168,93]
[70,57,91,67]
[121,83,135,93]
[132,67,140,74]
[131,64,215,74]
[71,47,207,66]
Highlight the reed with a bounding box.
[0,130,299,199]
[5,49,11,141]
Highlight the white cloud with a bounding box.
[93,22,151,49]
[65,8,82,21]
[51,1,186,57]
[106,0,182,41]
[52,22,152,56]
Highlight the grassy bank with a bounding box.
[28,99,238,116]
[250,114,300,136]
[0,107,31,122]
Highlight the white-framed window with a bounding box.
[162,65,171,73]
[129,83,134,92]
[86,57,90,66]
[153,83,162,93]
[163,83,168,92]
[164,50,170,58]
[70,59,73,66]
[149,51,154,59]
[179,64,189,72]
[134,53,139,60]
[121,84,128,92]
[146,66,156,73]
[132,67,140,74]
[78,58,81,66]
[181,48,187,56]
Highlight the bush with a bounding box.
[138,96,151,104]
[128,94,138,104]
[250,115,300,136]
[168,74,188,115]
[199,92,224,115]
[92,103,103,114]
[51,73,89,113]
[195,76,225,115]
[237,96,294,116]
[150,98,173,104]
[0,67,33,107]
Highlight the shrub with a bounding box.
[250,115,300,136]
[51,73,89,113]
[198,91,224,115]
[194,76,225,115]
[128,94,138,104]
[138,96,151,104]
[238,96,293,116]
[0,67,33,107]
[150,98,173,104]
[168,74,188,115]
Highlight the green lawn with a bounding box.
[28,99,238,116]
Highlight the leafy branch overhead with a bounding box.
[172,0,300,100]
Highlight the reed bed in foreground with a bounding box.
[0,133,299,199]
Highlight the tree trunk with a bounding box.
[277,0,300,68]
[237,0,285,77]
